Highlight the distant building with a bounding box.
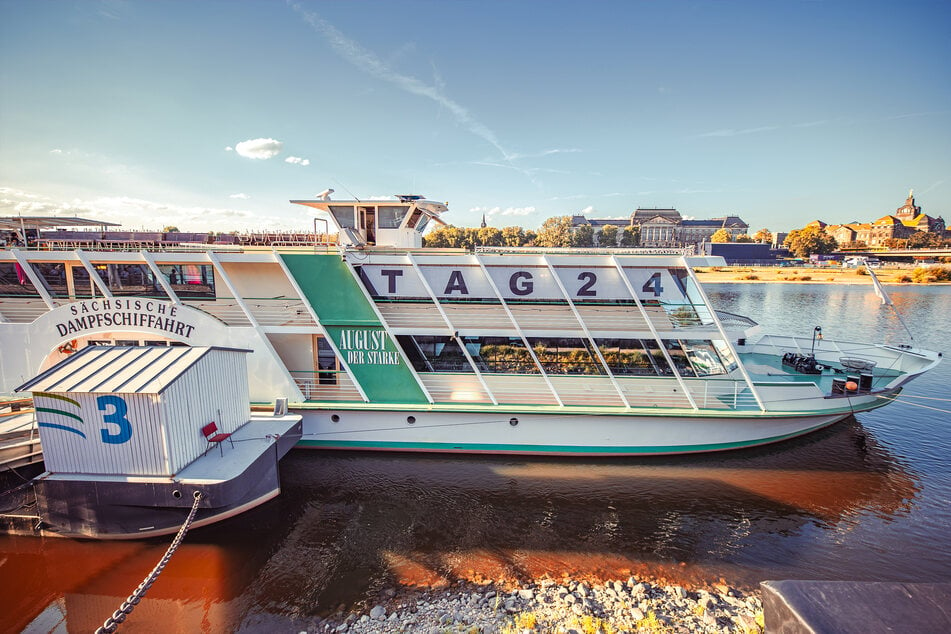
[823,191,946,247]
[570,207,749,248]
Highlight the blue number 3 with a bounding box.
[97,395,132,444]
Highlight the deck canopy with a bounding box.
[0,216,121,231]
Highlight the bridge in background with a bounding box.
[834,247,951,262]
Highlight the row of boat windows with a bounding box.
[0,262,216,299]
[396,335,738,377]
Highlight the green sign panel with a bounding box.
[280,253,428,404]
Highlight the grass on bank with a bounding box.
[694,265,951,284]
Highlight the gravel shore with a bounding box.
[308,576,763,633]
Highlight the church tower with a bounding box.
[896,189,921,219]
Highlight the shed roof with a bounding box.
[16,345,250,395]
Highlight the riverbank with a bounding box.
[694,265,951,285]
[313,575,763,633]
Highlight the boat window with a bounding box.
[90,263,168,299]
[711,339,739,372]
[596,338,673,376]
[681,340,727,376]
[316,336,338,385]
[27,262,68,297]
[406,209,424,229]
[665,340,697,377]
[377,206,410,229]
[0,262,40,297]
[416,215,432,233]
[156,264,216,299]
[396,335,474,373]
[464,336,540,374]
[70,265,96,298]
[328,205,356,229]
[526,337,605,375]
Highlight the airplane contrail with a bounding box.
[290,2,516,164]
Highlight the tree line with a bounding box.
[423,217,775,249]
[781,226,951,258]
[422,216,642,249]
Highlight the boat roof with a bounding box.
[16,345,251,395]
[290,196,449,226]
[0,216,121,230]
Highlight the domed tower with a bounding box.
[895,189,921,219]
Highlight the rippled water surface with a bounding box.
[2,283,949,633]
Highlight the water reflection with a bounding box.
[3,416,920,632]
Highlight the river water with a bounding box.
[2,283,949,633]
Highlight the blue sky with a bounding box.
[1,0,949,233]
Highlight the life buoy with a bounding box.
[58,339,78,354]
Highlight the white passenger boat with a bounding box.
[0,197,941,456]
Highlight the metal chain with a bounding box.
[95,492,203,634]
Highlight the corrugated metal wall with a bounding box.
[33,349,251,477]
[160,350,250,473]
[35,392,168,476]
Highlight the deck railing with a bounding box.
[291,371,363,402]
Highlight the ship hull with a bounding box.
[291,406,865,456]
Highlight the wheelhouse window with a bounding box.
[464,336,539,374]
[328,205,356,229]
[377,205,410,229]
[396,335,474,373]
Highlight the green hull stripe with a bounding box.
[296,419,838,454]
[35,406,84,423]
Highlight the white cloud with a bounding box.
[471,205,536,218]
[0,187,278,232]
[285,156,310,166]
[225,146,233,151]
[50,149,63,155]
[234,138,283,159]
[229,193,250,199]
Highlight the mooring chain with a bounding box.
[95,491,203,634]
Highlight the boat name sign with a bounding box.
[360,265,692,302]
[51,298,199,340]
[337,328,401,365]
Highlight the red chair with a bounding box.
[201,421,233,456]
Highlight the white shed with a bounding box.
[17,346,251,477]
